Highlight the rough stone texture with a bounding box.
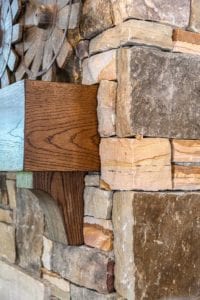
[0,174,8,206]
[80,0,113,39]
[0,208,13,224]
[117,47,200,139]
[71,284,119,300]
[172,140,200,163]
[16,189,44,274]
[97,80,117,137]
[42,236,53,271]
[6,179,16,209]
[112,193,135,300]
[75,40,89,60]
[0,223,16,263]
[84,216,113,231]
[173,41,200,56]
[111,0,190,28]
[189,0,200,32]
[113,191,200,300]
[90,20,173,55]
[52,244,114,293]
[0,260,50,300]
[173,165,200,190]
[82,50,117,85]
[84,223,113,251]
[84,187,113,219]
[100,138,172,191]
[85,174,100,187]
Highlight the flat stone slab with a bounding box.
[117,47,200,139]
[113,192,200,299]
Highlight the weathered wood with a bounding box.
[0,80,100,172]
[33,171,86,245]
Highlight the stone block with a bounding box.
[75,40,89,60]
[84,187,113,219]
[189,0,200,32]
[6,180,16,209]
[111,0,190,28]
[80,0,113,39]
[84,223,113,251]
[173,29,200,56]
[90,20,173,55]
[71,284,119,300]
[100,138,172,191]
[97,80,117,137]
[0,260,50,300]
[42,236,53,271]
[0,208,13,224]
[0,222,16,263]
[0,175,8,206]
[117,47,200,139]
[82,50,117,85]
[173,165,200,190]
[85,174,100,187]
[84,216,113,231]
[52,244,114,293]
[172,140,200,163]
[113,191,200,300]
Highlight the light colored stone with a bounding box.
[0,208,12,224]
[82,50,117,85]
[0,222,16,263]
[84,216,113,231]
[113,192,135,300]
[84,223,113,251]
[100,138,172,191]
[173,165,200,190]
[71,284,119,300]
[42,236,53,271]
[52,244,114,293]
[173,41,200,56]
[6,173,16,180]
[0,175,8,206]
[111,0,190,27]
[16,172,33,189]
[80,0,113,39]
[172,140,200,163]
[0,260,50,300]
[189,0,200,32]
[85,174,100,187]
[84,187,113,219]
[97,80,117,137]
[90,19,173,55]
[6,180,16,209]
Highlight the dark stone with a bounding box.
[117,47,200,139]
[80,0,113,39]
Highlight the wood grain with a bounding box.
[34,171,86,245]
[25,80,100,171]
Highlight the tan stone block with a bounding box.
[97,80,117,137]
[84,223,113,251]
[90,19,173,55]
[100,138,172,191]
[82,50,116,85]
[0,222,16,263]
[6,179,16,209]
[0,208,13,224]
[189,0,200,32]
[173,165,200,190]
[173,41,200,56]
[172,140,200,163]
[42,236,53,271]
[84,216,113,231]
[71,284,119,299]
[6,172,16,180]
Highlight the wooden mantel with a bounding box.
[0,80,100,172]
[0,80,100,246]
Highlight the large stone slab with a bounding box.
[113,192,200,300]
[52,244,114,293]
[111,0,190,28]
[117,47,200,139]
[0,260,50,300]
[100,138,172,191]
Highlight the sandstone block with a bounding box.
[84,223,113,251]
[90,20,173,55]
[189,0,200,32]
[172,140,200,163]
[0,260,50,300]
[82,50,116,85]
[84,216,113,231]
[100,138,172,191]
[52,244,114,293]
[42,236,53,271]
[111,0,190,28]
[84,187,113,219]
[71,284,119,300]
[85,174,100,187]
[80,0,113,39]
[173,29,200,56]
[113,191,200,299]
[0,208,13,224]
[6,179,16,209]
[0,222,16,263]
[117,47,200,139]
[173,165,200,190]
[97,80,117,137]
[0,175,8,206]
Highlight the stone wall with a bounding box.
[1,1,200,300]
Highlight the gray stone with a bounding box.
[189,0,200,32]
[0,260,50,300]
[0,222,16,263]
[0,208,13,224]
[85,174,100,187]
[16,189,44,273]
[52,244,114,294]
[113,191,200,300]
[111,0,190,28]
[84,187,113,219]
[80,0,113,39]
[71,284,119,300]
[117,47,200,139]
